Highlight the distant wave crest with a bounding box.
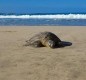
[0,14,86,19]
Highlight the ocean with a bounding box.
[0,13,86,26]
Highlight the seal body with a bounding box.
[25,31,63,48]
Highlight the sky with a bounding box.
[0,0,86,14]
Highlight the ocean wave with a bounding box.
[0,14,86,19]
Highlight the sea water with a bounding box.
[0,13,86,26]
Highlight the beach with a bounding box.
[0,26,86,80]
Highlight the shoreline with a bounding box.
[0,25,86,27]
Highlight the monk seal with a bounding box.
[25,31,63,48]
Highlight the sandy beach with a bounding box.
[0,26,86,80]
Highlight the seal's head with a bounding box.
[47,40,55,48]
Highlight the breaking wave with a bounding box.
[0,14,86,19]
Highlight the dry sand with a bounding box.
[0,26,86,80]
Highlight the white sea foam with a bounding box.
[0,14,86,19]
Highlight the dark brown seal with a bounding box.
[25,31,63,48]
